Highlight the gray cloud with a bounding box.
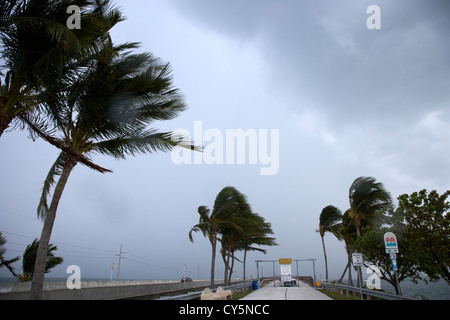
[1,0,449,283]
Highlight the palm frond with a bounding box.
[37,152,65,220]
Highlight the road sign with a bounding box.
[392,259,398,271]
[384,232,399,253]
[279,258,292,265]
[352,253,363,267]
[389,253,397,260]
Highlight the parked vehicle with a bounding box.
[181,277,192,282]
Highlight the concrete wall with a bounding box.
[0,279,227,300]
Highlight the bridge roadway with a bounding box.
[240,281,332,300]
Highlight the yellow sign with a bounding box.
[279,258,292,265]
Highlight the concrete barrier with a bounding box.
[0,279,226,300]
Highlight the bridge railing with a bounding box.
[319,282,420,300]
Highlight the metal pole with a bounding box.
[394,270,401,296]
[312,259,317,284]
[359,266,363,299]
[256,261,259,284]
[296,260,299,287]
[273,261,276,287]
[116,244,125,281]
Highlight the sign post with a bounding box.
[384,232,401,296]
[279,258,293,287]
[352,253,364,299]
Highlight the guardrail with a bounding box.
[157,281,253,300]
[320,282,421,300]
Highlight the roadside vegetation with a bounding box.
[318,176,449,294]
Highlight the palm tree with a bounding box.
[29,42,192,299]
[189,206,221,287]
[237,212,277,281]
[189,187,248,287]
[0,0,121,137]
[214,187,253,286]
[317,205,342,282]
[335,209,356,285]
[18,239,63,282]
[348,176,392,238]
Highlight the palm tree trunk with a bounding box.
[210,237,216,287]
[30,159,76,300]
[223,250,230,286]
[338,262,349,283]
[228,252,235,285]
[0,106,15,138]
[347,256,353,286]
[243,249,247,281]
[320,235,328,281]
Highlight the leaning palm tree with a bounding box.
[348,176,392,238]
[0,0,121,137]
[214,187,253,285]
[236,212,277,281]
[29,42,193,299]
[317,205,342,282]
[335,209,356,286]
[189,187,248,287]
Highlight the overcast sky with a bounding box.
[1,0,449,283]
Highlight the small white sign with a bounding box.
[352,253,363,267]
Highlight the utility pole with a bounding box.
[116,244,126,281]
[110,262,115,281]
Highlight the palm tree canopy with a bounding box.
[319,205,343,237]
[22,238,63,276]
[1,0,121,89]
[0,0,123,137]
[36,42,192,220]
[348,176,392,224]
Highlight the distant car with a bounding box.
[181,277,192,282]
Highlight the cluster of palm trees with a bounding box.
[1,1,194,299]
[318,176,392,285]
[189,186,277,287]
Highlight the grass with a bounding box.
[232,289,254,300]
[318,289,361,300]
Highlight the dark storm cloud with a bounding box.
[169,0,450,125]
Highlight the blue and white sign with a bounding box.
[391,259,398,271]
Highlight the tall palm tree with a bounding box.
[29,42,192,299]
[0,0,121,137]
[189,206,221,287]
[317,205,342,282]
[348,176,392,238]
